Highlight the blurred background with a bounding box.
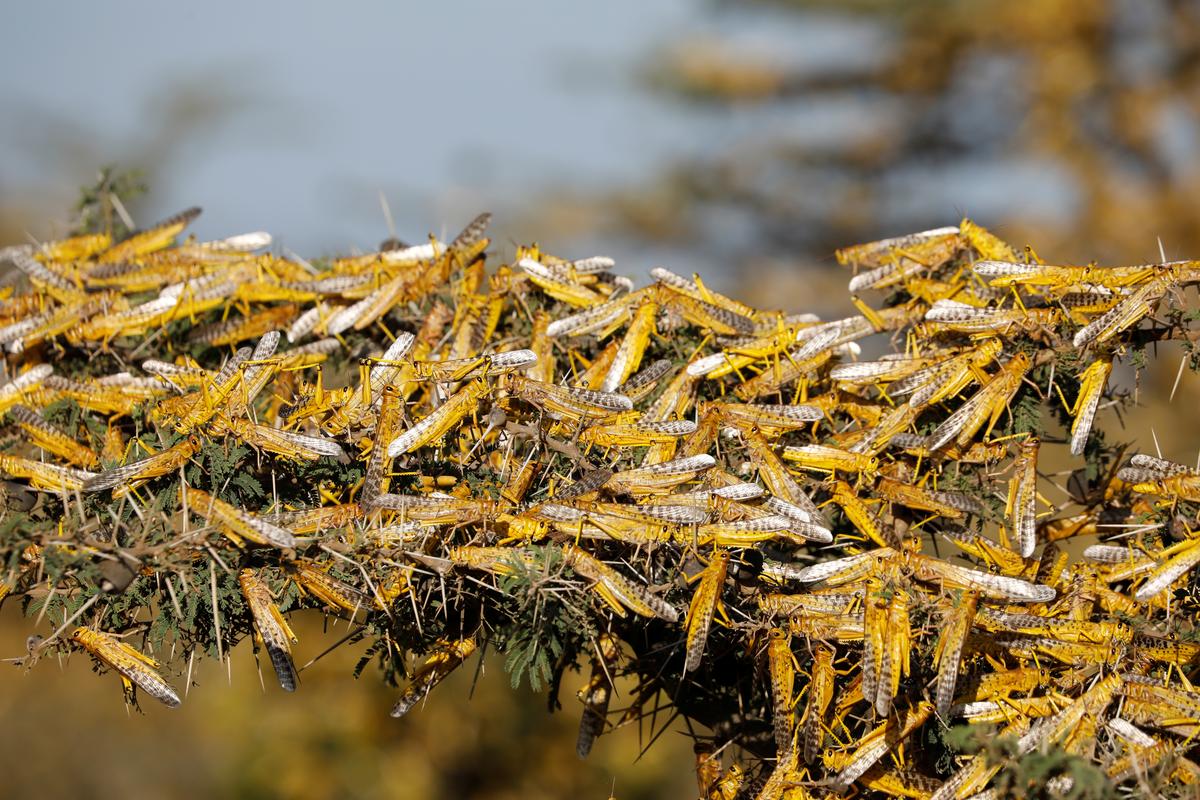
[3,0,1200,797]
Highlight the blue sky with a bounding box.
[0,1,702,253]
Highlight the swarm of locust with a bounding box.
[4,207,1200,799]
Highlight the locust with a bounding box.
[0,454,97,493]
[924,352,1031,451]
[1073,277,1170,348]
[71,627,182,708]
[933,592,977,719]
[391,638,478,718]
[563,546,679,622]
[861,577,910,717]
[792,543,1057,603]
[184,488,296,549]
[576,633,621,758]
[1007,438,1040,558]
[1070,357,1111,455]
[387,378,490,456]
[802,643,838,765]
[239,569,300,691]
[288,560,375,614]
[684,550,730,672]
[766,628,796,755]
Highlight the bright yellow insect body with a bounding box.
[684,551,730,673]
[238,569,299,691]
[391,638,477,718]
[71,627,181,707]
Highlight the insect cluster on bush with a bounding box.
[2,203,1200,799]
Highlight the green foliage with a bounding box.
[496,547,592,693]
[945,726,1116,800]
[1007,387,1043,438]
[188,440,255,502]
[73,165,147,238]
[42,398,83,432]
